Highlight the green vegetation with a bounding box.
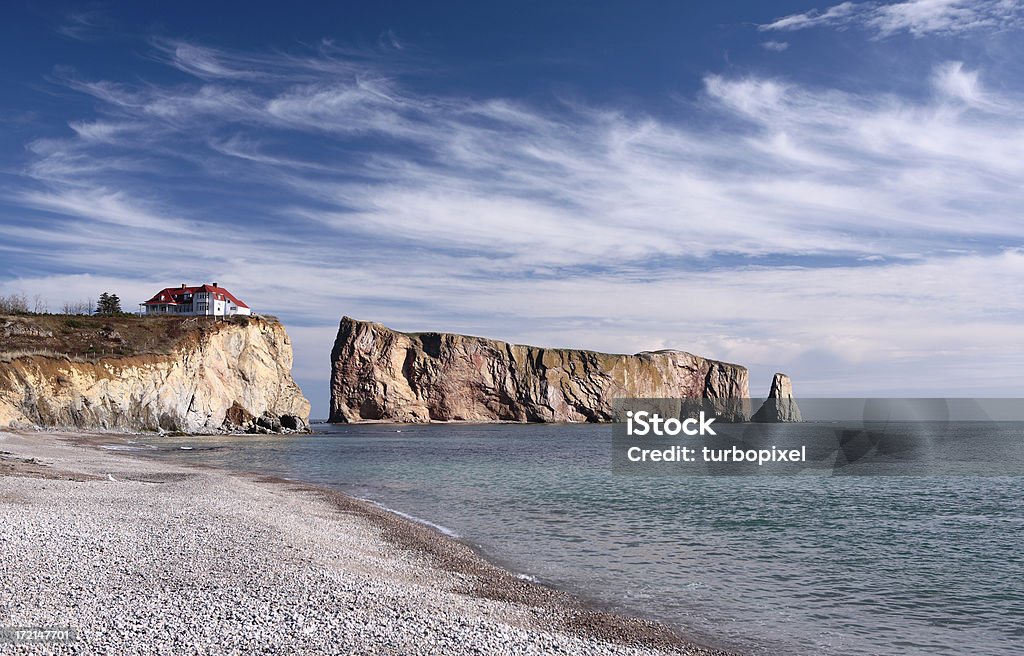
[95,292,124,316]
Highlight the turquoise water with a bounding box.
[130,423,1024,655]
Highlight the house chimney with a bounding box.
[181,283,187,289]
[211,282,218,288]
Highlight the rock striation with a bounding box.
[0,316,310,433]
[330,317,750,423]
[751,373,802,422]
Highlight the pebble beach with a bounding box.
[0,431,731,656]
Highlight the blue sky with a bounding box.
[3,1,1024,417]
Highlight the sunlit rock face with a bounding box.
[0,316,310,433]
[330,316,750,424]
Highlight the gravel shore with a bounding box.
[0,431,733,656]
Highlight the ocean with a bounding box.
[124,422,1024,656]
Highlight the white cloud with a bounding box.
[871,0,993,35]
[761,40,791,51]
[6,40,1024,411]
[379,29,404,51]
[761,2,859,31]
[761,0,1024,37]
[67,121,135,142]
[18,188,194,234]
[932,60,990,105]
[55,11,108,41]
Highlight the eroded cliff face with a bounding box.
[751,373,802,423]
[0,316,310,433]
[330,317,749,423]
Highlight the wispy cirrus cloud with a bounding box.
[55,10,109,41]
[761,0,1024,37]
[4,36,1024,414]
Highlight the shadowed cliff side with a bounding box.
[751,373,802,423]
[330,316,750,423]
[0,315,310,433]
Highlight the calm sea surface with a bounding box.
[124,423,1024,656]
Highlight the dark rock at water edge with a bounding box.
[751,373,802,422]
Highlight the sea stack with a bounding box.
[329,316,750,423]
[752,373,802,422]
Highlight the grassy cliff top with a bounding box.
[0,314,271,362]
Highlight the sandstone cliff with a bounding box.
[0,315,310,433]
[751,373,802,422]
[330,317,749,423]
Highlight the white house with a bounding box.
[140,283,252,317]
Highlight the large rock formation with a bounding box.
[751,373,802,422]
[0,316,310,433]
[330,317,749,423]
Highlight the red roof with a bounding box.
[142,284,249,309]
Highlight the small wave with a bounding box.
[357,498,460,538]
[387,508,461,538]
[100,444,154,452]
[516,572,540,583]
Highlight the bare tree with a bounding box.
[62,300,93,315]
[32,294,48,314]
[0,293,29,314]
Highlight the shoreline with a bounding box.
[0,430,735,655]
